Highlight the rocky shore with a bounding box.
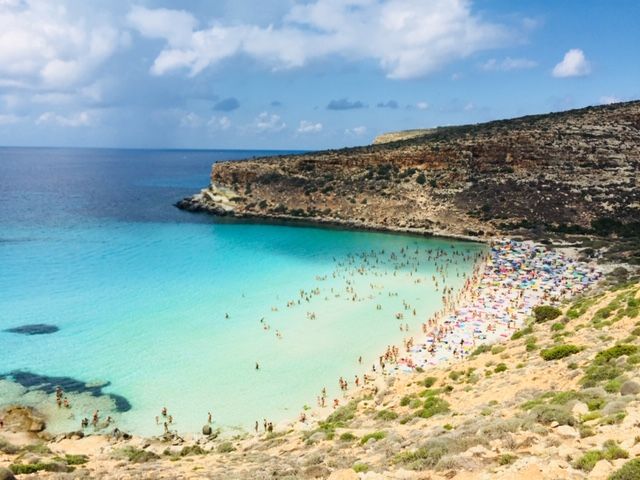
[177,101,640,262]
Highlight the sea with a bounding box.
[0,147,484,436]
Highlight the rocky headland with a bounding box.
[177,100,640,263]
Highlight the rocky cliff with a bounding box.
[178,101,640,256]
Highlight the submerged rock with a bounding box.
[4,324,59,335]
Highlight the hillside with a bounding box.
[177,101,640,263]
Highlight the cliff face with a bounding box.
[178,101,640,242]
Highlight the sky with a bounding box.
[0,0,638,150]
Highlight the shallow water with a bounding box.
[0,147,484,435]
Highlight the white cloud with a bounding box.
[0,113,22,125]
[253,112,285,132]
[128,0,510,80]
[36,111,95,127]
[297,120,323,133]
[481,57,537,71]
[179,112,204,128]
[552,49,591,78]
[345,126,367,136]
[416,101,429,110]
[208,115,231,131]
[599,95,620,105]
[0,2,121,89]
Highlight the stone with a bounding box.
[202,424,212,435]
[555,425,579,438]
[304,465,330,478]
[28,419,46,432]
[588,459,613,479]
[0,468,16,480]
[620,381,640,396]
[571,401,589,417]
[327,469,358,480]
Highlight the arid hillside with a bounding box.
[178,101,640,262]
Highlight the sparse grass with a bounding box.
[512,324,534,340]
[491,345,506,355]
[529,404,576,426]
[471,344,491,356]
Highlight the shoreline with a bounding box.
[1,238,602,447]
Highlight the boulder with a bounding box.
[555,425,579,438]
[202,424,212,436]
[588,459,613,479]
[0,467,16,480]
[571,401,589,417]
[327,469,358,480]
[304,465,330,478]
[620,381,640,396]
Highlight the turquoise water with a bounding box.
[0,148,483,435]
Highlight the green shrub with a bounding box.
[416,395,450,419]
[602,440,628,461]
[179,445,206,456]
[471,345,491,356]
[325,400,358,426]
[353,463,369,473]
[423,376,437,388]
[217,442,235,453]
[512,324,534,340]
[339,432,357,442]
[540,344,581,361]
[574,450,603,471]
[595,344,638,363]
[375,409,399,421]
[60,454,88,465]
[449,370,462,381]
[416,173,426,185]
[530,404,575,425]
[494,363,508,373]
[116,447,160,463]
[491,345,506,355]
[533,305,562,323]
[498,453,517,465]
[360,431,386,445]
[394,442,449,470]
[551,322,565,331]
[581,362,625,387]
[609,458,640,480]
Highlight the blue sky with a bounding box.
[0,0,638,150]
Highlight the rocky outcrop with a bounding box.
[177,101,640,245]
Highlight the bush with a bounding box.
[423,377,437,388]
[494,363,508,373]
[498,453,517,465]
[416,173,426,185]
[533,305,562,323]
[530,404,576,426]
[574,450,603,471]
[360,431,386,445]
[471,344,491,356]
[217,442,235,453]
[540,344,582,361]
[375,409,399,421]
[595,344,638,363]
[551,322,565,331]
[353,463,369,473]
[417,395,450,419]
[116,447,160,463]
[339,432,357,442]
[609,458,640,480]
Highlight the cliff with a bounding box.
[177,101,640,258]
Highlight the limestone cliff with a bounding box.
[177,101,640,253]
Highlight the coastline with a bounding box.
[1,238,602,444]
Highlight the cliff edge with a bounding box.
[178,101,640,259]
